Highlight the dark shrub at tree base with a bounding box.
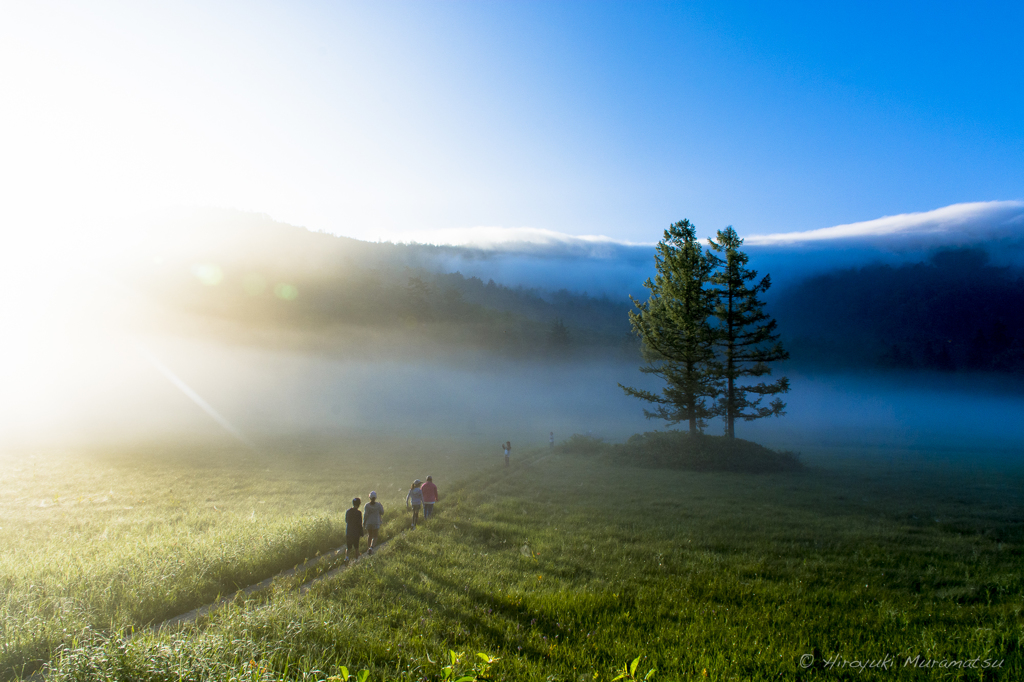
[615,430,802,473]
[554,434,613,456]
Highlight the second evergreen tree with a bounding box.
[707,226,789,438]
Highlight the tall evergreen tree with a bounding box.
[620,220,720,434]
[546,318,571,353]
[707,226,789,438]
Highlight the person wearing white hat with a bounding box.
[406,479,423,529]
[363,491,384,553]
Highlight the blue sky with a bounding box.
[1,0,1021,247]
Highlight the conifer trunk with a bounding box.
[726,288,736,438]
[687,359,698,434]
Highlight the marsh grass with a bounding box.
[6,440,1024,680]
[0,436,495,679]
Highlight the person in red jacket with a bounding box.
[421,475,438,520]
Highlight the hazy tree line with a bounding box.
[621,221,789,438]
[773,248,1024,374]
[127,219,630,358]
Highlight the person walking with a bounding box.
[503,441,511,467]
[549,431,554,449]
[406,479,423,529]
[363,491,384,554]
[344,497,363,561]
[421,475,438,520]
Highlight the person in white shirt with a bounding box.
[363,491,385,553]
[406,479,423,529]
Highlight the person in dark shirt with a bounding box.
[345,497,363,561]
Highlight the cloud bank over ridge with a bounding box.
[392,226,654,297]
[398,201,1024,297]
[744,201,1024,285]
[747,201,1024,248]
[393,225,653,257]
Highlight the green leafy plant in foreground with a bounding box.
[611,655,656,681]
[331,666,369,682]
[437,650,499,682]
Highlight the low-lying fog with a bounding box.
[5,205,1024,466]
[4,331,1023,467]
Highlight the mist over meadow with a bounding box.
[3,206,1024,463]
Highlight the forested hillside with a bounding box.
[122,212,632,358]
[773,248,1024,373]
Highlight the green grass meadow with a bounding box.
[0,436,495,679]
[2,438,1022,681]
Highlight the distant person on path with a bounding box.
[421,475,438,520]
[503,441,511,467]
[344,497,363,561]
[549,431,554,449]
[363,491,384,554]
[407,479,423,529]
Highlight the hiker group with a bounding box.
[343,437,535,561]
[344,475,439,561]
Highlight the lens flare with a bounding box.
[135,343,253,449]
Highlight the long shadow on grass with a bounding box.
[388,540,610,666]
